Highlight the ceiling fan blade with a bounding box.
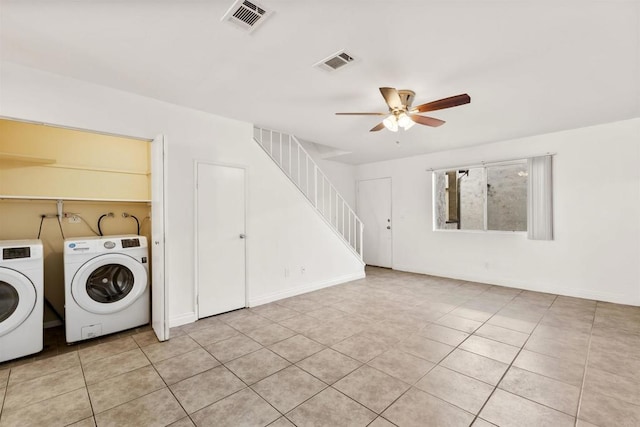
[370,122,385,132]
[379,87,403,110]
[409,114,446,127]
[335,112,387,116]
[413,94,471,113]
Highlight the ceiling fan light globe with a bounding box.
[383,116,398,132]
[397,113,412,128]
[402,120,416,130]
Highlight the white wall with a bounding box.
[356,118,640,306]
[0,62,365,327]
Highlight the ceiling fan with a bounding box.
[336,87,471,132]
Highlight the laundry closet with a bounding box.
[0,118,153,360]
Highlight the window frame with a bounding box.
[432,159,528,234]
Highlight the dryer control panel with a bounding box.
[2,247,30,260]
[0,240,43,261]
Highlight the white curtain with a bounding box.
[528,155,553,240]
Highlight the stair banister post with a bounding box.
[335,189,339,227]
[322,176,326,215]
[329,185,332,225]
[340,197,344,236]
[314,165,318,207]
[297,144,301,186]
[359,221,364,258]
[288,135,292,177]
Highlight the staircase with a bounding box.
[253,126,363,260]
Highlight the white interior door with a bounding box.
[151,135,168,341]
[196,162,246,318]
[357,178,392,268]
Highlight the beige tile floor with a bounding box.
[1,266,639,426]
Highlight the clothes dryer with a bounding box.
[0,239,43,363]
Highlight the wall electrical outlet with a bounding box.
[68,215,81,224]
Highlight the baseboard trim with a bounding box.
[168,272,366,329]
[169,311,198,328]
[392,264,640,306]
[248,271,366,307]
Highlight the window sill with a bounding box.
[433,229,527,235]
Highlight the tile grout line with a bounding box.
[252,309,397,422]
[468,294,561,426]
[0,384,7,424]
[84,336,189,423]
[573,301,597,427]
[4,271,633,426]
[1,366,87,417]
[75,350,99,426]
[136,337,200,425]
[367,292,518,421]
[0,365,12,423]
[366,416,398,427]
[0,332,144,424]
[170,336,272,422]
[211,272,635,425]
[230,373,287,417]
[243,321,373,416]
[217,336,299,420]
[326,286,524,423]
[173,320,334,422]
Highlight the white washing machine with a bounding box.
[0,239,44,363]
[64,235,149,343]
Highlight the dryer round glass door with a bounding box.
[0,269,36,337]
[71,253,148,315]
[0,282,19,322]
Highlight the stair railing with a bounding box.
[253,126,363,259]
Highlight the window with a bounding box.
[434,161,528,232]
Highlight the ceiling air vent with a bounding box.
[222,0,272,33]
[314,50,356,72]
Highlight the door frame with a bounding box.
[151,134,169,341]
[356,176,393,269]
[193,160,249,318]
[0,115,169,341]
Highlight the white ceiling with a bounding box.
[1,0,639,164]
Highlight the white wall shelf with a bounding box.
[0,195,151,203]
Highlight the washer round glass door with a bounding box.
[71,254,148,314]
[0,268,36,337]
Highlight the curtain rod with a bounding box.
[425,152,556,172]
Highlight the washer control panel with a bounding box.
[64,236,147,254]
[121,238,140,248]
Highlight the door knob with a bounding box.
[386,226,391,230]
[239,234,246,239]
[154,241,160,245]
